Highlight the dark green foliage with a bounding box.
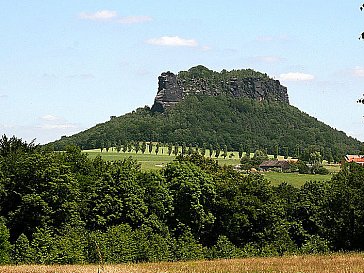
[141,141,147,154]
[4,135,364,264]
[103,224,138,263]
[133,225,173,262]
[168,143,173,156]
[163,160,216,237]
[173,229,204,261]
[208,235,243,259]
[13,233,34,264]
[300,235,330,254]
[52,226,88,264]
[238,144,243,159]
[239,149,268,170]
[155,142,160,155]
[48,96,361,159]
[215,145,220,158]
[0,218,11,264]
[31,227,56,264]
[295,160,310,174]
[134,142,140,154]
[86,158,147,230]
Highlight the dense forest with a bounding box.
[50,95,362,161]
[2,135,364,264]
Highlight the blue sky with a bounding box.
[1,1,364,144]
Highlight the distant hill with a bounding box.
[49,66,362,160]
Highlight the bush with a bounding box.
[52,226,88,264]
[103,224,138,263]
[208,235,243,259]
[296,161,310,174]
[134,226,173,262]
[300,235,331,254]
[0,218,11,264]
[173,229,204,261]
[31,227,56,264]
[313,166,329,175]
[12,233,34,264]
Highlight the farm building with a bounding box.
[259,160,290,172]
[344,155,364,166]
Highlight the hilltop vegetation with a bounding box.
[50,95,361,161]
[2,135,364,264]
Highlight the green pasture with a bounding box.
[83,148,241,170]
[83,148,340,187]
[263,172,332,187]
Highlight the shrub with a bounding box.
[300,235,331,254]
[134,226,173,262]
[31,227,56,264]
[0,218,11,264]
[12,233,34,264]
[208,235,243,259]
[173,229,204,261]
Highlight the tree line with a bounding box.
[1,135,364,264]
[49,95,362,162]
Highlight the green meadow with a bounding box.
[83,148,339,187]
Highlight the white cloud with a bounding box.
[0,94,8,99]
[40,114,59,121]
[118,16,152,24]
[278,72,315,82]
[146,36,198,47]
[79,10,117,21]
[79,11,152,25]
[352,66,364,77]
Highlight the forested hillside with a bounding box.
[2,135,364,264]
[50,95,362,161]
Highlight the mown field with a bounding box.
[2,253,364,273]
[84,149,339,187]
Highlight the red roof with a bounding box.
[345,155,364,164]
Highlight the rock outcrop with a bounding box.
[151,66,289,112]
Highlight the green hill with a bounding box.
[49,94,361,161]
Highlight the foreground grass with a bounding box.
[3,253,364,273]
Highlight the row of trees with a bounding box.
[101,141,233,159]
[1,135,364,264]
[50,95,362,160]
[100,139,342,164]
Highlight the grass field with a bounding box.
[2,253,364,273]
[83,149,339,187]
[84,149,241,171]
[263,172,332,187]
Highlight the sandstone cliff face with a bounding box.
[151,67,289,112]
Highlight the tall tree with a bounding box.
[181,143,186,156]
[223,145,228,159]
[155,143,160,155]
[168,143,173,156]
[134,142,140,154]
[238,144,244,159]
[141,141,147,154]
[173,144,179,156]
[215,145,221,158]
